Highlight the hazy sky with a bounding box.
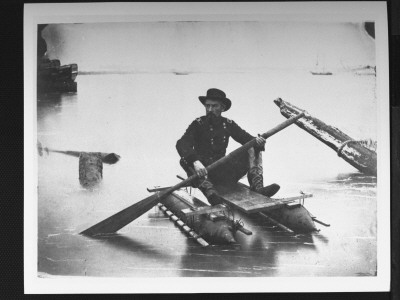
[41,21,375,73]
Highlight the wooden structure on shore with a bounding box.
[274,98,377,176]
[37,24,78,94]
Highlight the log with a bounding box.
[79,152,103,187]
[274,98,377,176]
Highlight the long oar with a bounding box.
[80,112,305,236]
[37,142,121,164]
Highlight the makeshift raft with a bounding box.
[274,98,377,176]
[148,181,326,246]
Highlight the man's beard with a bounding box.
[206,113,221,124]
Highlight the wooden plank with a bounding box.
[214,183,312,214]
[181,204,228,217]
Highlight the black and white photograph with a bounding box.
[24,2,390,294]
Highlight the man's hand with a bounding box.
[193,160,207,177]
[255,135,266,147]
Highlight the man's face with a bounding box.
[204,99,224,117]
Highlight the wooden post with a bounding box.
[79,152,103,188]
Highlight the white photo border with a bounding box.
[24,1,390,294]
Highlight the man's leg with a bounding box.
[247,148,280,197]
[179,158,225,205]
[196,178,225,206]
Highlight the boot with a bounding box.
[207,193,225,206]
[247,148,280,197]
[255,183,280,197]
[198,178,225,206]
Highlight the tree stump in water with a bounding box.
[79,152,103,188]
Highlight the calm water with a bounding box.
[36,71,377,277]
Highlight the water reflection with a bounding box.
[88,234,167,258]
[178,210,318,277]
[331,172,377,186]
[37,92,78,127]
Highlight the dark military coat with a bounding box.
[176,115,255,167]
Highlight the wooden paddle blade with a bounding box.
[80,193,161,236]
[101,153,120,164]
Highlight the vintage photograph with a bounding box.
[24,2,390,294]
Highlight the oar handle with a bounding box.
[206,112,305,174]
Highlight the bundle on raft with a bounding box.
[274,98,377,176]
[163,191,237,245]
[148,187,255,246]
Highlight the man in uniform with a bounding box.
[176,88,280,206]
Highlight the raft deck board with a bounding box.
[214,183,312,214]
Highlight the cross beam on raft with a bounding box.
[273,98,377,176]
[213,183,312,214]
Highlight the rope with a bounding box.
[337,139,377,157]
[337,140,370,157]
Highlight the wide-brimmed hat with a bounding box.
[199,88,231,111]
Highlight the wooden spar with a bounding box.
[274,98,377,176]
[37,142,121,165]
[312,217,330,227]
[80,112,305,236]
[258,212,294,233]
